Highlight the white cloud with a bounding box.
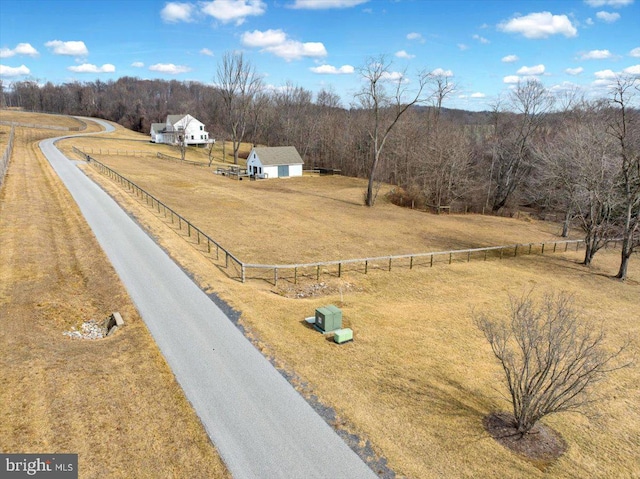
[458,43,469,51]
[68,63,116,73]
[379,71,406,83]
[430,67,453,77]
[149,63,192,74]
[200,48,214,56]
[581,49,613,59]
[594,69,617,79]
[310,64,354,74]
[201,0,266,25]
[242,29,327,61]
[0,64,31,77]
[132,61,144,68]
[623,64,640,75]
[502,54,519,63]
[503,75,521,84]
[473,34,490,44]
[395,50,415,59]
[241,29,287,47]
[470,92,486,98]
[565,67,584,75]
[596,11,621,22]
[629,47,640,57]
[498,12,577,39]
[407,32,425,43]
[290,0,369,8]
[0,43,39,58]
[585,17,595,25]
[45,40,89,56]
[160,2,195,22]
[516,64,545,75]
[584,0,633,7]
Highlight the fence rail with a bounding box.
[0,126,15,188]
[85,154,243,276]
[76,146,150,157]
[157,152,209,167]
[85,155,608,286]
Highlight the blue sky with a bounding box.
[1,0,638,111]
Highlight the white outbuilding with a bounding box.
[246,146,304,179]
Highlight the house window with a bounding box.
[200,125,203,130]
[191,135,194,140]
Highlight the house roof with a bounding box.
[166,114,186,126]
[252,146,304,166]
[151,123,166,133]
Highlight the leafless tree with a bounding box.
[540,100,620,265]
[216,52,263,165]
[475,290,632,436]
[355,55,432,206]
[488,80,554,212]
[607,76,640,280]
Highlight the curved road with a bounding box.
[40,121,378,479]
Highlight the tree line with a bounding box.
[1,54,638,278]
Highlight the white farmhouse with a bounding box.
[150,114,211,146]
[246,146,304,178]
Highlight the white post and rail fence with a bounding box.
[78,148,620,286]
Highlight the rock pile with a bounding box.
[63,319,107,340]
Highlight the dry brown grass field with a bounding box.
[0,111,230,478]
[56,124,640,478]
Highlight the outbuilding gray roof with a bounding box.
[253,146,304,166]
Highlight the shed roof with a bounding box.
[253,146,304,166]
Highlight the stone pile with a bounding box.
[63,319,107,340]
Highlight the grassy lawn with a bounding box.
[0,111,230,478]
[61,123,640,478]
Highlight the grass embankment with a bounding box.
[0,111,230,478]
[65,126,640,478]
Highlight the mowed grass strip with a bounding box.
[78,127,640,478]
[0,114,230,478]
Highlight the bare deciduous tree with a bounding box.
[475,290,632,436]
[489,80,554,212]
[355,55,431,207]
[607,76,640,280]
[216,52,263,165]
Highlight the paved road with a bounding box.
[40,122,379,479]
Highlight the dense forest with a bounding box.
[1,62,638,278]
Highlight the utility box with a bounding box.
[315,305,342,332]
[334,328,353,344]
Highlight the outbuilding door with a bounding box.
[277,165,289,177]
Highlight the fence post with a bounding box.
[242,264,246,283]
[410,256,413,269]
[528,243,532,255]
[317,265,320,281]
[449,252,452,264]
[484,249,488,261]
[430,254,434,267]
[388,258,392,271]
[541,243,545,254]
[514,245,518,257]
[294,267,297,285]
[565,242,569,252]
[553,242,557,253]
[225,252,229,268]
[274,268,278,286]
[338,263,342,277]
[467,251,471,262]
[365,260,368,274]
